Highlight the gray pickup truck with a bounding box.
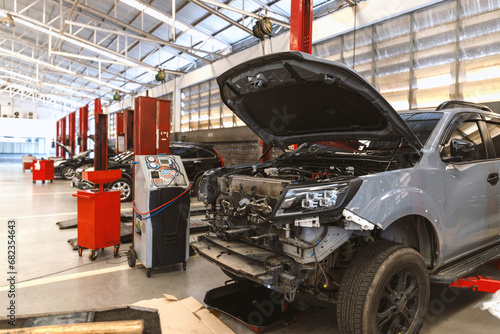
[192,51,500,334]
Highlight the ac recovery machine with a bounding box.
[128,154,190,277]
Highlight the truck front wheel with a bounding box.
[337,241,430,334]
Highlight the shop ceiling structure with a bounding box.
[0,0,359,111]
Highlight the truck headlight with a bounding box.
[276,183,349,217]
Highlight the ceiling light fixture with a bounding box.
[0,14,15,28]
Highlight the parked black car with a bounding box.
[54,140,117,180]
[54,150,93,180]
[71,142,223,202]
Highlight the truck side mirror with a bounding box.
[443,138,475,163]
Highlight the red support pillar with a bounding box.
[56,120,61,157]
[134,97,158,156]
[157,99,171,154]
[69,112,76,156]
[290,0,313,53]
[61,117,67,158]
[124,109,134,151]
[94,114,108,171]
[81,105,89,151]
[94,98,102,115]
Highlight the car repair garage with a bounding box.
[1,0,500,333]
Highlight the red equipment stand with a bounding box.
[22,155,36,172]
[72,170,122,261]
[32,159,54,184]
[449,260,500,293]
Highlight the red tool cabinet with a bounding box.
[32,159,54,184]
[72,170,122,261]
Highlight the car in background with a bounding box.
[54,149,93,180]
[53,139,118,180]
[71,142,223,202]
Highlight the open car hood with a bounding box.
[217,51,423,150]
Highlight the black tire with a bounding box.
[337,241,430,334]
[61,166,76,180]
[190,175,202,197]
[127,248,136,268]
[109,178,132,202]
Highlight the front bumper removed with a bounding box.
[191,234,314,301]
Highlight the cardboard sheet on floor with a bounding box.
[131,294,234,334]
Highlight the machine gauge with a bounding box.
[148,162,159,169]
[146,156,157,162]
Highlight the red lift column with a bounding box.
[124,109,134,151]
[81,105,89,152]
[134,97,158,156]
[61,117,67,158]
[290,0,313,53]
[69,112,76,156]
[56,119,61,157]
[157,99,171,154]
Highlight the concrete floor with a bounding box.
[0,160,499,333]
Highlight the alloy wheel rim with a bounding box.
[377,269,419,334]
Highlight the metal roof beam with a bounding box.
[67,0,223,61]
[194,0,290,28]
[188,0,253,34]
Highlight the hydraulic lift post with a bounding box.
[94,99,108,171]
[156,99,171,154]
[134,96,158,157]
[81,105,89,152]
[69,112,76,156]
[124,109,134,151]
[61,117,67,158]
[56,119,61,157]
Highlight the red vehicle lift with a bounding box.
[68,111,76,156]
[450,260,500,293]
[61,117,67,158]
[73,169,122,261]
[124,109,134,151]
[79,106,89,152]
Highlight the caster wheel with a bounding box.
[78,247,83,257]
[50,180,53,183]
[127,248,136,268]
[42,180,45,184]
[101,248,105,252]
[183,262,187,271]
[89,250,98,261]
[146,269,151,278]
[32,181,36,184]
[113,244,120,257]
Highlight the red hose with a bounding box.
[132,183,191,216]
